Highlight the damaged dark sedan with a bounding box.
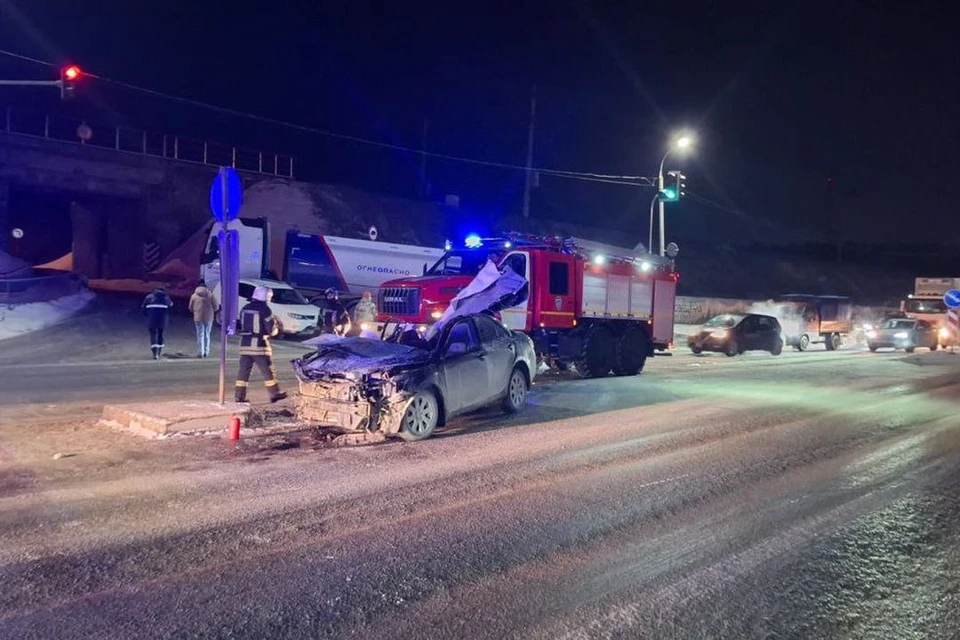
[293,313,536,441]
[293,260,536,442]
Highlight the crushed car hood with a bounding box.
[426,260,528,340]
[294,337,431,380]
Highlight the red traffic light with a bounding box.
[62,65,81,81]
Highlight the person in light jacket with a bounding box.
[188,283,216,358]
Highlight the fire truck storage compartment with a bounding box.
[581,270,654,318]
[651,278,677,346]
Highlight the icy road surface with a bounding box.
[1,299,959,638]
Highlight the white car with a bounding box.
[213,278,319,336]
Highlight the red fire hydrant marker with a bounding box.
[227,416,241,440]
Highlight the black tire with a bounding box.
[868,344,878,352]
[905,346,915,353]
[502,367,529,414]
[575,325,615,378]
[931,341,939,351]
[770,339,783,355]
[690,346,703,355]
[825,333,841,351]
[398,389,439,441]
[613,326,650,376]
[796,334,810,351]
[724,339,739,357]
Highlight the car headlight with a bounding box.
[866,330,877,339]
[709,329,728,338]
[862,323,873,331]
[360,322,370,331]
[893,331,908,339]
[430,310,443,320]
[938,327,950,339]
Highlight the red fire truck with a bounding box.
[377,234,678,377]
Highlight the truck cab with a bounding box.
[901,277,960,346]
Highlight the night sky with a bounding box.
[1,1,958,247]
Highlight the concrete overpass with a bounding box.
[0,105,293,278]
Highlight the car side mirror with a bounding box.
[446,342,467,356]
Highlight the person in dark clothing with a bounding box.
[321,287,351,335]
[235,286,288,403]
[142,287,174,360]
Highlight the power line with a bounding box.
[0,47,656,187]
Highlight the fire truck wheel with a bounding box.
[502,366,529,414]
[931,341,939,351]
[796,334,810,351]
[613,326,649,376]
[575,325,615,378]
[825,333,841,351]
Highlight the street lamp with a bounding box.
[655,132,695,255]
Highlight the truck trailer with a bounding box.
[199,218,444,297]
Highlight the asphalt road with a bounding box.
[2,300,960,638]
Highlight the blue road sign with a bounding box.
[944,289,960,309]
[209,166,242,223]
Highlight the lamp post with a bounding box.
[648,192,660,255]
[656,133,693,256]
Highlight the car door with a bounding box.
[475,314,515,395]
[440,318,489,415]
[737,315,760,350]
[915,320,933,347]
[757,316,778,349]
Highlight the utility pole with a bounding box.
[522,85,537,219]
[419,118,429,199]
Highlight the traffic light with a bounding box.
[661,171,686,202]
[60,65,81,100]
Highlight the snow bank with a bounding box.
[0,289,96,341]
[0,250,31,278]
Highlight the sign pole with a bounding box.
[218,169,228,405]
[208,166,242,406]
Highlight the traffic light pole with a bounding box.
[657,151,670,257]
[0,79,62,87]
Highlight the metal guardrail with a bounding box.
[0,270,86,306]
[2,105,295,178]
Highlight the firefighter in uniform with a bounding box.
[234,286,288,403]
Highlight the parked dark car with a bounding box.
[293,313,537,441]
[688,313,783,356]
[866,318,939,353]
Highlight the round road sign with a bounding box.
[11,228,24,239]
[943,289,960,309]
[209,166,243,223]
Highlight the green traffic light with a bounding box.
[661,188,678,201]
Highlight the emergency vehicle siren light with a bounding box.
[464,234,483,248]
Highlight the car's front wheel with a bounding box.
[399,390,439,441]
[502,367,529,414]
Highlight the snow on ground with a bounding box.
[0,289,96,341]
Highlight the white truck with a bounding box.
[199,218,445,297]
[901,277,960,345]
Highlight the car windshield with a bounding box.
[882,319,915,330]
[904,299,947,314]
[270,288,309,305]
[426,250,495,276]
[704,314,742,328]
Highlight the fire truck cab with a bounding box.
[377,234,679,378]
